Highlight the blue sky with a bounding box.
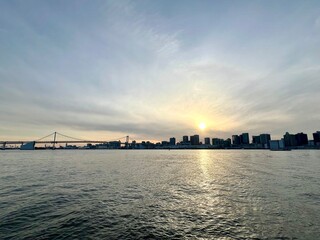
[1,0,320,141]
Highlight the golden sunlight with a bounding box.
[199,122,206,130]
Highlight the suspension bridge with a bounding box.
[0,132,135,150]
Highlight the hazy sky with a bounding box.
[1,0,320,142]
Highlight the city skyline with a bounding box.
[2,129,320,150]
[1,0,320,141]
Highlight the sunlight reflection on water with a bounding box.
[0,150,319,239]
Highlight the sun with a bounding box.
[199,122,206,130]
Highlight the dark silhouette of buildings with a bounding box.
[182,135,189,143]
[313,131,320,145]
[240,133,249,145]
[283,132,308,147]
[252,134,271,148]
[170,137,176,145]
[284,132,297,147]
[232,133,249,145]
[232,135,240,145]
[190,135,200,145]
[48,130,320,150]
[212,138,223,145]
[260,134,271,148]
[295,132,308,146]
[252,135,261,144]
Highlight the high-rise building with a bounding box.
[190,135,200,145]
[295,133,308,146]
[224,138,231,147]
[313,131,320,144]
[232,135,240,145]
[212,138,223,145]
[182,135,189,143]
[240,133,250,144]
[204,137,211,145]
[283,132,297,147]
[252,136,261,144]
[169,137,176,146]
[260,134,271,147]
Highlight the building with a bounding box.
[182,135,189,143]
[224,138,232,147]
[260,134,271,148]
[240,133,250,144]
[270,140,280,150]
[212,138,223,145]
[269,139,285,150]
[252,136,261,144]
[109,141,121,149]
[162,141,170,146]
[204,137,211,145]
[20,141,35,150]
[190,135,200,145]
[232,135,240,145]
[295,132,308,146]
[169,137,176,146]
[313,131,320,144]
[283,132,297,147]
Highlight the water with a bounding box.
[0,150,319,239]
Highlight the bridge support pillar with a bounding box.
[53,132,57,150]
[125,136,129,148]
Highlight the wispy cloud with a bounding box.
[1,0,320,141]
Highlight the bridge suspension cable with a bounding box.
[56,132,89,141]
[34,132,133,144]
[35,132,55,141]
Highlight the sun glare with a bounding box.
[199,122,206,130]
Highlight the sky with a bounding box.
[0,0,320,142]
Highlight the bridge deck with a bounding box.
[0,140,125,145]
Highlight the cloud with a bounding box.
[1,1,320,141]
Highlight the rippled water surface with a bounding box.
[0,150,320,239]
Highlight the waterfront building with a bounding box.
[252,136,261,144]
[295,132,308,146]
[190,135,200,145]
[212,138,223,145]
[270,140,280,150]
[308,140,315,146]
[283,132,297,147]
[162,141,170,146]
[20,141,35,150]
[182,135,189,143]
[170,137,176,146]
[313,131,320,144]
[269,139,285,150]
[260,134,271,148]
[212,138,225,147]
[224,138,232,147]
[109,141,121,149]
[232,135,240,145]
[204,137,211,145]
[279,139,285,149]
[240,133,250,144]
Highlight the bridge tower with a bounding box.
[125,135,129,148]
[53,131,57,150]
